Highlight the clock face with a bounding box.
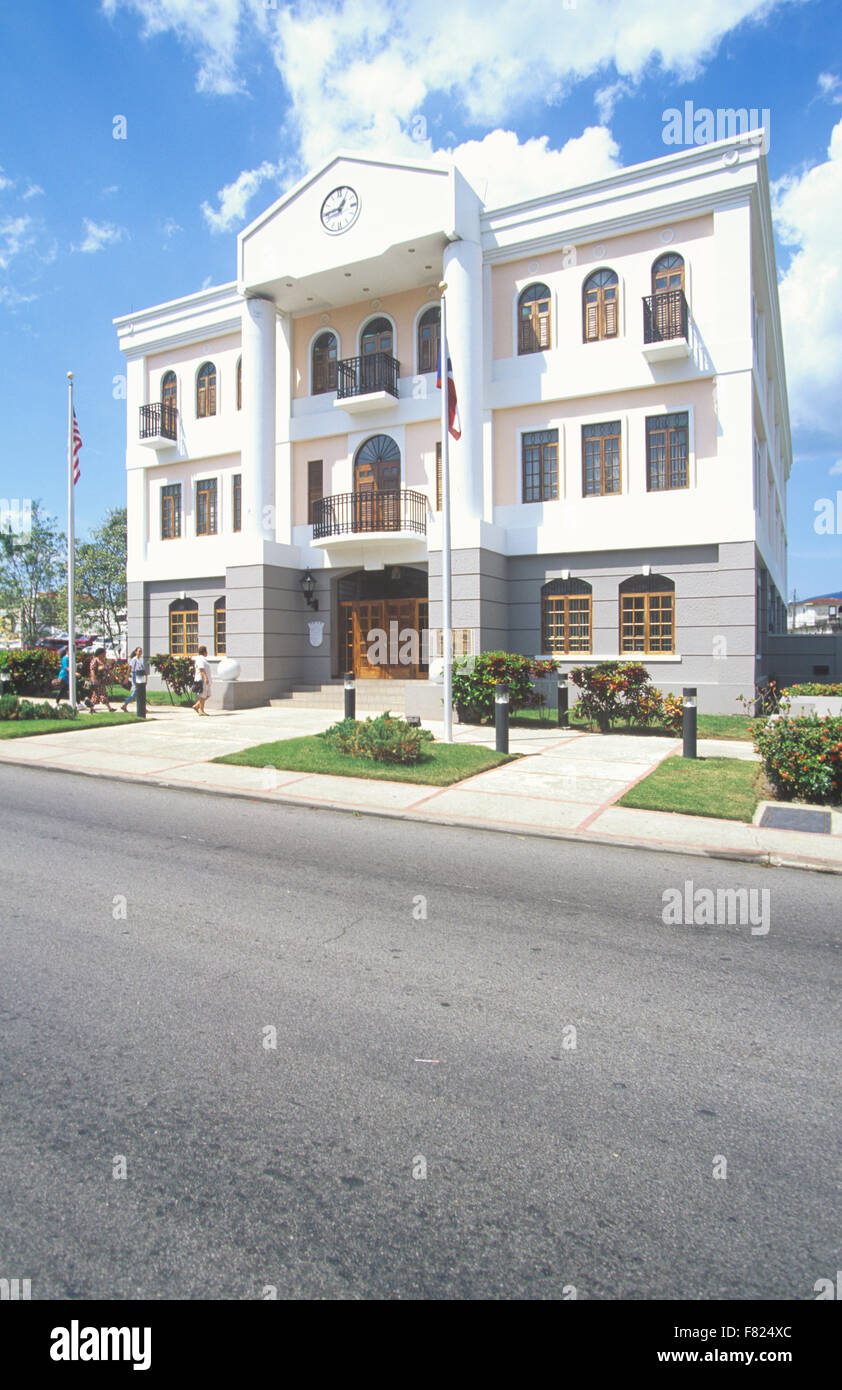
[320,185,360,234]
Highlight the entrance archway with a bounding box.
[338,566,428,680]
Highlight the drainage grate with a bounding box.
[760,806,832,835]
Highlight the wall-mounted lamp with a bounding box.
[299,569,319,611]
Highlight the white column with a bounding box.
[274,311,293,546]
[443,238,483,529]
[241,296,276,541]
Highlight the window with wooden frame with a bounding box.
[619,574,675,654]
[652,252,684,295]
[161,371,177,411]
[196,362,217,418]
[582,421,621,496]
[646,411,689,491]
[541,578,592,654]
[161,483,181,540]
[583,268,619,342]
[518,283,551,355]
[418,307,440,373]
[233,474,241,532]
[435,441,442,512]
[214,598,226,656]
[196,478,218,535]
[169,600,198,655]
[236,358,242,410]
[308,460,323,524]
[522,429,559,503]
[312,332,338,394]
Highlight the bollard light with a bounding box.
[135,669,147,720]
[344,670,356,721]
[495,681,510,754]
[557,671,569,728]
[682,686,697,759]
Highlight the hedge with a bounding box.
[753,714,842,804]
[0,648,61,695]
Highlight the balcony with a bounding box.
[139,401,178,447]
[311,489,428,560]
[642,290,690,362]
[335,353,400,413]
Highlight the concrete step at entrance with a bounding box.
[270,681,412,713]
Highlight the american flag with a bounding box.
[72,409,82,484]
[436,345,462,441]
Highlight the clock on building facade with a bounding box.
[320,186,360,234]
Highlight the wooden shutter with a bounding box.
[308,460,323,523]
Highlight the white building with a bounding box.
[789,591,842,632]
[116,133,790,714]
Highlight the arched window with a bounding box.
[361,317,393,356]
[236,358,242,410]
[197,362,217,418]
[312,332,338,394]
[518,283,551,355]
[541,578,592,654]
[169,598,198,655]
[583,269,619,342]
[619,574,675,654]
[417,306,440,373]
[214,598,226,656]
[161,370,177,410]
[652,252,684,295]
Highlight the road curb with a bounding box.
[4,752,842,876]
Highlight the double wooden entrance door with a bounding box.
[340,598,428,679]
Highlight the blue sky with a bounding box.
[1,0,841,601]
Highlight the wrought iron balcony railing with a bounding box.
[643,289,689,344]
[312,489,427,540]
[336,352,400,400]
[139,401,178,441]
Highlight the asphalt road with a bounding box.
[0,764,839,1300]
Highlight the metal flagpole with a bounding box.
[67,372,77,710]
[439,283,453,743]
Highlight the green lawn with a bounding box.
[108,685,194,707]
[0,711,142,739]
[214,735,517,786]
[510,707,757,741]
[618,754,767,822]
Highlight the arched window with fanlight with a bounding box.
[169,598,198,655]
[160,370,177,438]
[353,434,401,531]
[649,253,686,341]
[542,578,592,654]
[417,306,440,373]
[619,574,675,654]
[518,283,551,354]
[583,269,619,342]
[312,332,338,394]
[196,361,217,418]
[360,316,393,357]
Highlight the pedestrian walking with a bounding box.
[121,647,145,712]
[88,648,113,712]
[192,646,211,716]
[56,648,70,705]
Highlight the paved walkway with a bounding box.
[1,704,840,873]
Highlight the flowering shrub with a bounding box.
[0,648,60,695]
[319,712,433,764]
[569,661,683,734]
[150,654,195,701]
[452,652,557,724]
[782,683,842,698]
[753,714,842,803]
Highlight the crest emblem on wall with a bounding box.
[308,620,325,648]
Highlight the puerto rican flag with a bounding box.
[436,344,461,441]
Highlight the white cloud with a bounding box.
[830,459,842,475]
[0,216,35,270]
[774,118,842,440]
[201,159,280,232]
[72,218,125,254]
[439,127,621,209]
[817,72,842,104]
[23,183,44,200]
[101,0,271,95]
[161,218,182,238]
[594,80,634,124]
[0,167,13,192]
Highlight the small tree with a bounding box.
[150,653,195,703]
[0,501,66,647]
[451,652,557,724]
[76,507,127,653]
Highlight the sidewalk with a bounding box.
[1,704,840,874]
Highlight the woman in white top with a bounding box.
[192,645,211,716]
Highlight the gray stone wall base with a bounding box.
[404,681,449,721]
